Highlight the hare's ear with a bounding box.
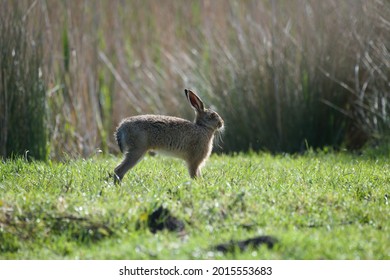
[185,89,204,112]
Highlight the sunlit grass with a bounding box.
[0,150,389,259]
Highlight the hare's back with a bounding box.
[120,114,193,130]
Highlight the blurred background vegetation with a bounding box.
[0,0,389,160]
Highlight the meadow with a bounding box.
[0,0,389,261]
[1,149,389,259]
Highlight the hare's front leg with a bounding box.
[187,161,202,178]
[114,149,145,183]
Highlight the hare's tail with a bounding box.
[115,130,124,153]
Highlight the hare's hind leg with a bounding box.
[114,149,145,183]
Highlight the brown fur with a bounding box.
[114,89,224,182]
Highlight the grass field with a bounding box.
[0,150,389,260]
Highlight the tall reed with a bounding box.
[0,1,47,160]
[2,0,389,157]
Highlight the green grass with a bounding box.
[0,151,389,259]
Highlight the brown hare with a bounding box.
[114,89,224,183]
